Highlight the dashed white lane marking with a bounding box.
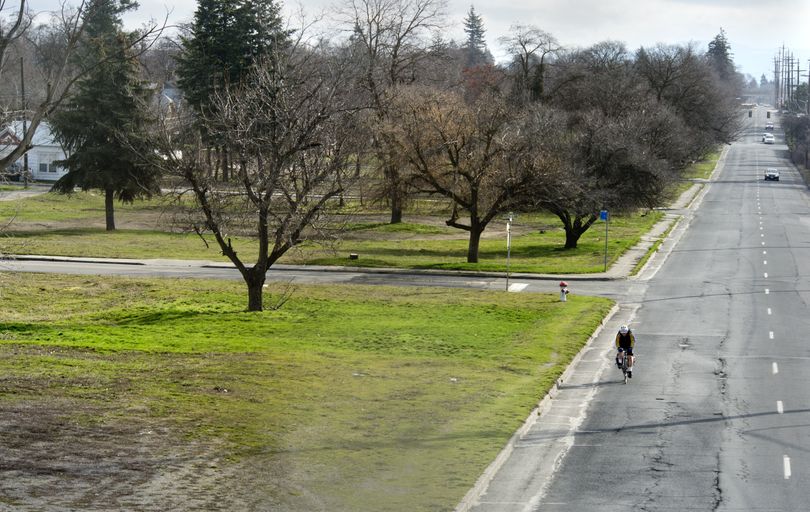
[508,283,528,292]
[762,242,766,246]
[784,455,792,480]
[763,250,767,255]
[764,260,768,265]
[769,331,775,339]
[764,272,768,278]
[765,289,770,294]
[768,308,772,315]
[773,362,779,374]
[777,401,784,414]
[760,226,763,230]
[761,234,765,238]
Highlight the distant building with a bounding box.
[0,120,67,182]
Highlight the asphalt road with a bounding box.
[463,109,810,511]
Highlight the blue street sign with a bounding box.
[600,210,608,221]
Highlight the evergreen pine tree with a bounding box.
[50,0,160,231]
[462,6,492,68]
[176,0,289,114]
[707,28,735,81]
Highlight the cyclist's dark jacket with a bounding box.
[615,331,635,350]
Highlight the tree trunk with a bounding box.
[385,162,403,224]
[390,188,402,224]
[104,188,115,231]
[246,271,266,312]
[562,214,598,249]
[466,217,485,263]
[467,228,483,263]
[222,147,230,182]
[564,226,581,249]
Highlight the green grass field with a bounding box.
[0,192,663,273]
[0,272,613,510]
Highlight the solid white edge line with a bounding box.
[772,362,779,374]
[777,401,784,414]
[784,455,791,479]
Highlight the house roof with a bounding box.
[1,120,60,148]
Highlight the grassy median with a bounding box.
[0,272,612,510]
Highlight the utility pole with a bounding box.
[774,55,780,106]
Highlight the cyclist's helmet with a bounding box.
[619,325,629,334]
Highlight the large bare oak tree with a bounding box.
[146,44,360,311]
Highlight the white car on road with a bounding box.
[763,133,775,144]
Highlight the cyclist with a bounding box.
[615,325,635,378]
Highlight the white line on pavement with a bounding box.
[768,308,772,315]
[777,401,784,414]
[764,273,768,278]
[764,261,768,265]
[769,331,774,339]
[773,362,779,374]
[508,283,528,292]
[765,289,770,294]
[784,455,792,479]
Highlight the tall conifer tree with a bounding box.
[462,6,491,67]
[50,0,159,231]
[176,0,288,114]
[707,28,735,82]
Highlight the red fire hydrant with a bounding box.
[559,281,570,302]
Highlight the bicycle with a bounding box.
[617,348,633,384]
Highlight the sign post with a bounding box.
[505,213,513,291]
[600,210,609,272]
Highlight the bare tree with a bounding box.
[144,43,360,311]
[530,103,687,249]
[532,41,710,248]
[499,24,559,103]
[385,86,553,262]
[341,0,446,224]
[635,42,741,154]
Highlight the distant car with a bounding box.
[763,133,775,144]
[764,168,780,181]
[765,122,774,130]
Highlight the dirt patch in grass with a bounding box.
[0,346,290,511]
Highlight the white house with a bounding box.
[0,120,67,182]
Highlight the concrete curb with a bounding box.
[454,303,620,512]
[8,254,145,266]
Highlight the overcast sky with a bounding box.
[28,0,810,80]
